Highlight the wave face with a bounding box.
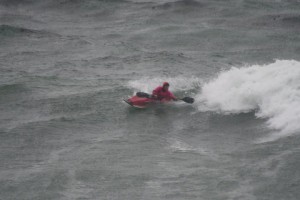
[196,60,300,135]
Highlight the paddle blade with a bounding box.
[136,92,151,98]
[181,97,194,104]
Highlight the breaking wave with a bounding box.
[196,60,300,136]
[127,60,300,139]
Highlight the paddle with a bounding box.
[181,97,194,104]
[136,92,194,104]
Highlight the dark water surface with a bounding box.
[1,0,300,199]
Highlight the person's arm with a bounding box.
[169,91,178,101]
[152,87,160,99]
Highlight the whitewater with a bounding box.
[129,60,300,139]
[198,60,300,137]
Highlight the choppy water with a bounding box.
[1,0,300,199]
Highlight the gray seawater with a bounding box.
[1,0,300,199]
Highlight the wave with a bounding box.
[0,25,34,36]
[0,24,59,38]
[56,0,127,5]
[152,0,203,10]
[0,0,126,7]
[253,14,300,29]
[127,60,300,139]
[46,0,128,10]
[0,83,27,95]
[0,0,34,6]
[196,60,300,137]
[281,15,300,27]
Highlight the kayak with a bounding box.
[123,92,194,108]
[123,95,170,108]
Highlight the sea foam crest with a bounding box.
[196,60,300,135]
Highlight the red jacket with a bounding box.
[152,86,176,101]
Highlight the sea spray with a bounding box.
[196,60,300,135]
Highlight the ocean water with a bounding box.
[1,0,300,199]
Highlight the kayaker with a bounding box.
[152,82,178,101]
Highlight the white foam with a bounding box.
[196,60,300,137]
[168,138,196,152]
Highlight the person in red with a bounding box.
[152,82,177,101]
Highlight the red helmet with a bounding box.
[163,82,169,86]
